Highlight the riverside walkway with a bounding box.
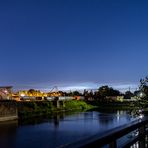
[65,117,148,148]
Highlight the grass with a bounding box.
[17,100,93,119]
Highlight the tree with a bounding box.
[66,90,82,96]
[98,85,120,97]
[27,89,42,96]
[124,91,134,99]
[95,85,121,101]
[28,89,35,96]
[94,91,101,100]
[72,91,82,96]
[139,76,148,98]
[134,90,140,96]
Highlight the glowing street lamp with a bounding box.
[140,92,143,98]
[20,93,25,97]
[137,92,146,99]
[4,90,8,94]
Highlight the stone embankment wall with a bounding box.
[0,100,18,121]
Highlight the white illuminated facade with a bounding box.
[0,86,12,100]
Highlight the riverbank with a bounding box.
[18,100,93,119]
[1,99,147,121]
[17,100,142,119]
[87,101,140,110]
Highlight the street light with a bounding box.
[20,93,25,97]
[136,91,145,99]
[4,90,8,94]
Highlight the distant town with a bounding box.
[0,76,147,102]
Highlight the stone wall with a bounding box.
[0,100,18,121]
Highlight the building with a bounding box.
[105,96,124,102]
[0,86,13,100]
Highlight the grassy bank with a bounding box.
[17,100,148,119]
[17,100,93,119]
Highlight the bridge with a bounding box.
[65,117,148,148]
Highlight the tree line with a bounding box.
[64,76,148,100]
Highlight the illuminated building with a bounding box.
[0,86,13,100]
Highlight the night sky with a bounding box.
[0,0,148,91]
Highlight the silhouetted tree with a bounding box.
[124,91,134,99]
[134,90,140,96]
[28,89,36,96]
[139,76,148,98]
[95,85,121,101]
[72,91,82,96]
[99,85,120,96]
[66,90,82,96]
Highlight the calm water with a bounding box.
[0,110,140,148]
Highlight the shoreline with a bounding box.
[1,99,147,121]
[17,100,93,119]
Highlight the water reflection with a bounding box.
[0,120,18,148]
[0,110,140,148]
[53,112,65,128]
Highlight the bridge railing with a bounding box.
[64,117,148,148]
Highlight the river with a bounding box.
[0,109,141,148]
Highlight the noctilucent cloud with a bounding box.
[0,0,148,91]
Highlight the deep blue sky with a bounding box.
[0,0,148,91]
